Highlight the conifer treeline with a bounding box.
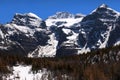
[0,45,120,80]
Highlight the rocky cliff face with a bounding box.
[0,13,50,56]
[78,4,120,50]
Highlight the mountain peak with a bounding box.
[15,13,42,20]
[12,13,42,27]
[48,12,75,19]
[91,4,120,16]
[99,4,108,8]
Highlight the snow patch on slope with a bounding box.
[28,33,58,57]
[0,29,4,39]
[114,38,120,46]
[64,30,79,47]
[27,13,42,20]
[4,65,48,80]
[62,28,71,35]
[99,26,113,48]
[78,43,90,54]
[0,46,8,50]
[5,24,34,36]
[46,18,83,28]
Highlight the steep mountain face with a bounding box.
[78,4,120,51]
[108,16,120,46]
[0,13,50,56]
[46,12,84,56]
[0,4,120,57]
[29,12,84,57]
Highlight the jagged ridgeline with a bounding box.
[0,4,120,57]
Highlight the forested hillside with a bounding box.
[0,45,120,80]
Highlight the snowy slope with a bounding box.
[28,33,58,57]
[46,18,83,28]
[4,65,48,80]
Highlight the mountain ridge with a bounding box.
[0,4,120,57]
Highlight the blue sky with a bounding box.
[0,0,119,24]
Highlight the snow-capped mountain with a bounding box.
[45,12,84,56]
[0,13,50,56]
[0,4,120,57]
[28,12,84,57]
[78,4,120,51]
